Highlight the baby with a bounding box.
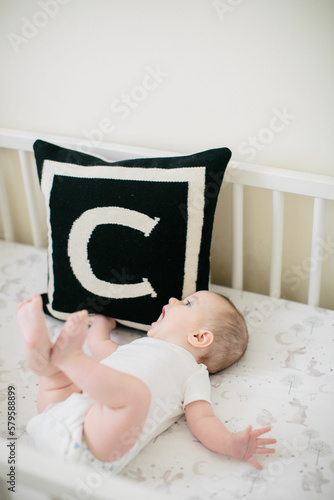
[17,290,276,473]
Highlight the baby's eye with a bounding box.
[185,299,191,306]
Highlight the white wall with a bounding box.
[1,0,333,173]
[1,0,333,308]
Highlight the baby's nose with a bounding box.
[168,297,178,305]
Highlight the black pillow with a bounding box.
[34,140,231,330]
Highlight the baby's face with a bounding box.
[147,290,223,344]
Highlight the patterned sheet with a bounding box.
[0,241,333,499]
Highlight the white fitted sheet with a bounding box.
[0,241,333,499]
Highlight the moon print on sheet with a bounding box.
[221,391,234,400]
[275,332,292,345]
[192,461,209,475]
[319,384,334,393]
[68,206,160,299]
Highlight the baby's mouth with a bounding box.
[151,306,166,327]
[157,306,166,323]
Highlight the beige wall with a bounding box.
[0,0,333,309]
[0,150,47,246]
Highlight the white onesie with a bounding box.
[27,337,212,474]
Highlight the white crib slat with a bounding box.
[232,183,243,290]
[270,191,284,298]
[308,197,326,307]
[0,168,15,241]
[19,150,44,248]
[223,160,334,200]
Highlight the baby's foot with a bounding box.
[17,294,55,375]
[51,310,88,369]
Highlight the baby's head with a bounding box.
[147,290,248,374]
[198,293,248,373]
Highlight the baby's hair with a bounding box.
[201,294,248,374]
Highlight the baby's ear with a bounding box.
[188,330,214,349]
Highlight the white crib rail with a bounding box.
[0,440,171,500]
[0,128,333,307]
[308,197,326,306]
[18,150,45,248]
[0,166,15,242]
[224,161,334,306]
[270,190,284,299]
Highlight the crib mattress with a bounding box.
[0,241,333,499]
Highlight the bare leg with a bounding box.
[83,391,150,462]
[38,310,90,411]
[88,315,118,361]
[51,309,89,362]
[17,295,82,412]
[17,294,57,377]
[51,313,151,462]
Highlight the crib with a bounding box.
[0,128,333,500]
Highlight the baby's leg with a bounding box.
[17,294,57,377]
[88,315,118,360]
[17,295,82,412]
[37,310,90,411]
[83,380,151,462]
[38,309,90,411]
[51,309,89,362]
[51,314,151,462]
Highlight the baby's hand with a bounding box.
[229,425,276,470]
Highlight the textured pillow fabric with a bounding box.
[33,140,231,330]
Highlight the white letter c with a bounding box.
[67,207,159,299]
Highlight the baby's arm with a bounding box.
[185,400,276,470]
[87,315,119,361]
